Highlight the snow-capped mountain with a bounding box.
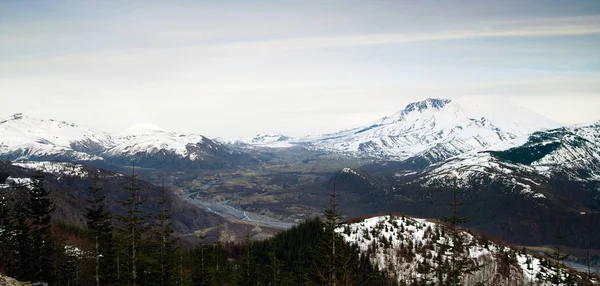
[301,97,559,163]
[337,215,589,285]
[0,113,114,162]
[218,133,293,148]
[413,121,600,192]
[0,113,253,169]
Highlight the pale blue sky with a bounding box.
[1,0,599,137]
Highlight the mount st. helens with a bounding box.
[232,97,559,164]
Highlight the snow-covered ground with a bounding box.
[12,161,90,178]
[337,215,585,285]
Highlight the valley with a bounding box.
[1,98,599,284]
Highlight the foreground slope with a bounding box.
[338,215,595,285]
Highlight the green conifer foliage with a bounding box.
[117,164,151,286]
[85,172,118,285]
[23,174,56,284]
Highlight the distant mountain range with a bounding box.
[2,97,598,180]
[2,97,599,254]
[0,113,255,170]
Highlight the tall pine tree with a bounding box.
[316,176,345,286]
[435,177,482,286]
[117,164,150,286]
[23,174,56,284]
[85,171,118,285]
[152,182,178,286]
[0,185,11,274]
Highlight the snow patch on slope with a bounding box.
[337,215,578,285]
[301,97,559,161]
[12,161,89,178]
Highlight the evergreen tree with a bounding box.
[266,246,283,286]
[435,178,482,286]
[23,174,56,284]
[545,218,570,285]
[0,185,11,274]
[152,182,178,286]
[586,248,597,283]
[236,227,258,286]
[317,177,345,286]
[85,172,118,285]
[192,234,210,286]
[11,201,31,280]
[117,164,151,286]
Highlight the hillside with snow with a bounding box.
[0,113,113,161]
[337,215,592,285]
[0,113,254,169]
[299,97,559,163]
[409,121,600,194]
[218,133,294,148]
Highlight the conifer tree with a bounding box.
[266,245,283,286]
[85,172,117,285]
[435,177,482,286]
[192,234,210,286]
[545,218,569,285]
[237,227,258,286]
[586,248,596,283]
[0,186,10,274]
[153,182,178,286]
[317,177,344,286]
[11,201,31,280]
[23,174,56,284]
[117,164,150,286]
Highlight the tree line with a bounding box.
[0,167,394,285]
[0,168,597,285]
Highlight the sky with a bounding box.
[1,0,600,138]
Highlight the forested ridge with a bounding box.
[0,168,597,285]
[0,167,393,286]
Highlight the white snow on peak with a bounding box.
[107,129,207,158]
[0,113,218,162]
[124,123,166,133]
[301,96,560,161]
[0,113,113,161]
[221,134,294,148]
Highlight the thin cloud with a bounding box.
[210,16,600,51]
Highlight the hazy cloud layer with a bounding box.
[1,1,599,137]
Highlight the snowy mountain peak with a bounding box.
[10,113,24,120]
[403,98,450,113]
[0,114,245,167]
[1,113,81,129]
[124,123,166,134]
[377,98,451,125]
[219,133,293,148]
[301,96,560,162]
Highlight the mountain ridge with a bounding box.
[0,113,252,169]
